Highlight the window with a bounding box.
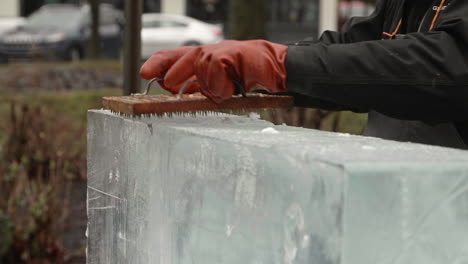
[142,19,187,28]
[142,20,162,28]
[160,20,187,28]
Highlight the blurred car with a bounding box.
[339,1,375,29]
[0,17,25,36]
[141,13,224,59]
[0,3,123,62]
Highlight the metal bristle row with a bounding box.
[108,108,275,119]
[109,110,225,118]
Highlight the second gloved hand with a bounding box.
[140,40,288,103]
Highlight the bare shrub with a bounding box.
[0,102,86,264]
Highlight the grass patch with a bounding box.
[1,60,123,71]
[0,88,120,120]
[321,111,368,135]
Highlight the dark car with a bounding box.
[0,3,123,62]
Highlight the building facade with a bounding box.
[0,0,20,16]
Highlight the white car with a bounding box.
[0,17,25,36]
[141,13,224,59]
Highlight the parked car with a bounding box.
[0,17,25,36]
[0,3,123,62]
[141,13,224,59]
[339,1,375,29]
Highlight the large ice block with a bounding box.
[87,110,468,264]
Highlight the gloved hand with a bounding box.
[140,46,200,94]
[140,40,288,103]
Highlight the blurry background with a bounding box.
[0,0,374,263]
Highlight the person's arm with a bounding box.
[288,0,386,111]
[287,0,468,123]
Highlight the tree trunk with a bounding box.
[88,0,100,59]
[123,0,142,95]
[228,0,266,40]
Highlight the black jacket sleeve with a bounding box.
[314,0,386,45]
[286,0,468,123]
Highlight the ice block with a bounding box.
[87,110,468,264]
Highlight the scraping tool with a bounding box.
[102,78,294,117]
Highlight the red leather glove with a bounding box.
[140,40,288,103]
[140,46,200,94]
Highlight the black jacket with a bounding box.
[286,0,468,146]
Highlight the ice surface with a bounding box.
[87,110,468,264]
[261,127,280,134]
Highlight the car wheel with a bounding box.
[183,41,202,47]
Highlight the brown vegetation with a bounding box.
[0,102,87,264]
